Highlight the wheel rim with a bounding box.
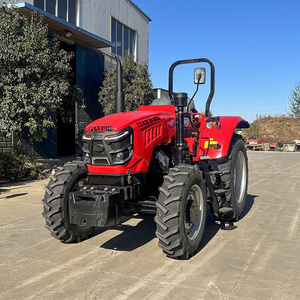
[72,177,88,192]
[234,151,247,204]
[184,184,204,240]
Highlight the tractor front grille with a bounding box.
[83,127,133,166]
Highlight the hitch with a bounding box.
[68,188,123,227]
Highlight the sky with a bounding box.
[133,0,300,122]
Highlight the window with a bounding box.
[111,18,136,57]
[124,27,129,55]
[116,22,122,56]
[34,0,78,25]
[111,19,116,54]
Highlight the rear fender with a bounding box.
[196,116,249,159]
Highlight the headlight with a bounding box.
[104,128,133,165]
[104,130,131,142]
[82,132,91,164]
[82,127,133,166]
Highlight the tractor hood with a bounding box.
[85,110,174,132]
[83,106,176,174]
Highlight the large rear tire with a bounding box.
[216,134,248,221]
[41,161,94,242]
[155,165,207,259]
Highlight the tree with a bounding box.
[0,6,83,145]
[98,54,154,115]
[289,82,300,117]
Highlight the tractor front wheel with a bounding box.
[155,165,207,259]
[42,161,94,243]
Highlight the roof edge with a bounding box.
[12,2,113,48]
[127,0,151,21]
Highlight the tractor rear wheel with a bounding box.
[41,161,94,242]
[155,165,207,259]
[216,134,248,221]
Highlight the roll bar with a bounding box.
[168,58,215,117]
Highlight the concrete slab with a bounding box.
[0,151,299,300]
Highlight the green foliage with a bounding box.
[289,82,300,117]
[98,54,154,115]
[0,6,84,143]
[0,150,42,183]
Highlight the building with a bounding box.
[0,0,151,157]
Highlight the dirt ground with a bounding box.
[0,151,299,300]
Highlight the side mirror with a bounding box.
[194,68,206,84]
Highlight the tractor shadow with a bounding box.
[98,214,156,251]
[98,194,257,253]
[240,194,257,220]
[198,193,257,251]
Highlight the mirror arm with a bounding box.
[187,76,200,107]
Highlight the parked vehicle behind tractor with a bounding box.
[42,57,249,259]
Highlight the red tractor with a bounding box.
[42,58,249,259]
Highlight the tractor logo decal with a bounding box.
[87,125,113,131]
[136,116,161,128]
[204,138,218,149]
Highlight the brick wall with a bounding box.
[0,134,13,154]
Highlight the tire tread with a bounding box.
[155,165,206,259]
[42,161,94,243]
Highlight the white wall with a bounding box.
[13,0,150,65]
[80,0,149,65]
[12,0,149,67]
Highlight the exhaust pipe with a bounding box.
[114,55,125,113]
